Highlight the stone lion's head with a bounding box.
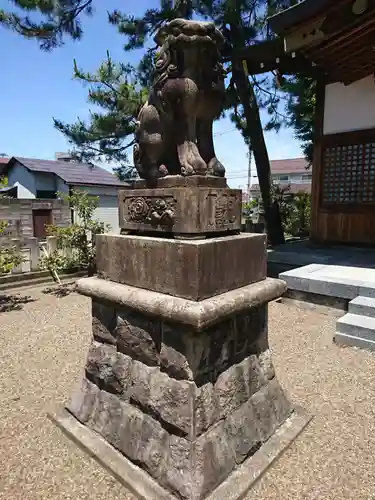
[154,18,224,48]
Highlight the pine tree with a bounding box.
[53,53,148,180]
[0,0,94,50]
[281,75,316,164]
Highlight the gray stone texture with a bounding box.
[54,406,310,500]
[214,355,265,420]
[87,299,269,386]
[89,390,168,480]
[96,233,267,301]
[115,308,161,366]
[193,422,237,499]
[224,399,259,465]
[69,330,291,499]
[92,300,117,345]
[67,373,292,500]
[128,359,156,406]
[161,435,192,498]
[76,276,286,331]
[194,350,274,437]
[129,362,195,438]
[147,372,194,438]
[85,342,132,395]
[67,376,99,424]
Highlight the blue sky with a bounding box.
[0,0,302,190]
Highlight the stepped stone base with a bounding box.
[53,404,310,500]
[52,228,311,499]
[52,274,310,500]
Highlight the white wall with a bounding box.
[71,184,121,233]
[323,76,375,135]
[272,173,311,183]
[93,195,120,233]
[72,185,120,197]
[8,162,36,198]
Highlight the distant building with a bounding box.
[55,152,76,162]
[0,156,130,235]
[250,157,311,200]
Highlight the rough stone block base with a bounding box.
[50,276,311,500]
[51,407,311,500]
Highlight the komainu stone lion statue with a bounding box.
[133,19,226,181]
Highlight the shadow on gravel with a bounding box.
[42,283,77,298]
[0,294,36,313]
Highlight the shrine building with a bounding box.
[245,0,375,245]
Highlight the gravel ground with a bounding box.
[1,287,375,500]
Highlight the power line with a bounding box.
[213,127,237,137]
[225,171,250,176]
[226,172,260,177]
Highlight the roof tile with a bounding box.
[250,182,311,194]
[269,157,309,174]
[12,157,129,187]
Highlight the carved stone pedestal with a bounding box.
[52,226,310,500]
[119,176,241,237]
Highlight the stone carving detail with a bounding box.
[128,197,149,222]
[125,196,176,228]
[215,193,237,227]
[133,19,226,182]
[118,186,241,235]
[206,192,239,229]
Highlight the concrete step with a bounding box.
[335,313,375,351]
[279,264,375,301]
[349,296,375,318]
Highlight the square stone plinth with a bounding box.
[118,185,241,235]
[96,233,267,301]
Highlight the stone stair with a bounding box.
[335,296,375,351]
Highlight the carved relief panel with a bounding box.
[118,187,241,235]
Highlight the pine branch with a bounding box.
[0,0,94,50]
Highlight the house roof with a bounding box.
[6,157,129,188]
[250,183,311,195]
[0,157,9,164]
[268,0,337,35]
[270,157,309,174]
[268,0,375,85]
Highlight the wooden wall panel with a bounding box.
[311,125,375,245]
[313,211,375,244]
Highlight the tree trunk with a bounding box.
[230,43,285,246]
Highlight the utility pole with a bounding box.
[247,149,252,203]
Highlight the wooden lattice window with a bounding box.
[322,140,375,204]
